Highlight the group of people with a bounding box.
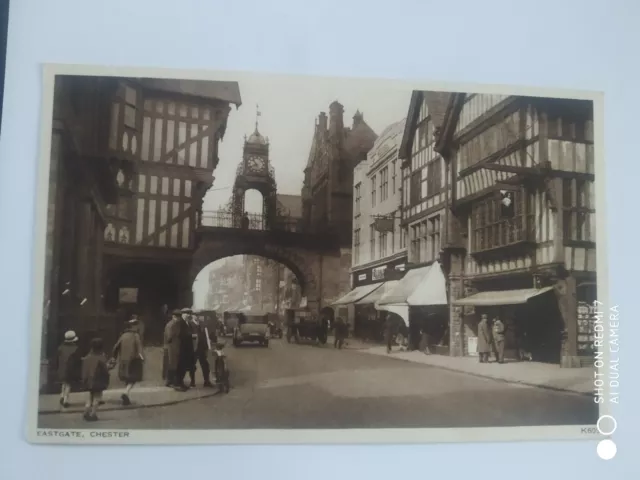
[163,307,229,392]
[477,314,507,363]
[56,317,145,422]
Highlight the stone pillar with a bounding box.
[447,252,466,357]
[555,276,580,368]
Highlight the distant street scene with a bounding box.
[36,73,599,431]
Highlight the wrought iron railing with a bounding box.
[200,210,302,232]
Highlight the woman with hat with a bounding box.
[111,317,144,405]
[57,330,80,408]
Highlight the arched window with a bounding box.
[119,226,130,244]
[104,223,115,242]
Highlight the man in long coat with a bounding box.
[492,316,506,364]
[175,308,196,390]
[163,311,181,387]
[477,314,491,363]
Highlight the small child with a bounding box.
[57,330,80,408]
[81,338,110,422]
[213,342,230,394]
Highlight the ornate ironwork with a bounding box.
[200,209,301,232]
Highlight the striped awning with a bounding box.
[355,281,399,305]
[332,283,384,306]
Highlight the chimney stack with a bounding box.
[318,112,328,132]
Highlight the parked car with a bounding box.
[233,312,270,347]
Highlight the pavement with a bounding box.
[359,346,594,395]
[38,346,219,415]
[38,338,598,429]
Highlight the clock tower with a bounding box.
[231,106,279,228]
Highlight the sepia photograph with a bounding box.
[28,66,605,443]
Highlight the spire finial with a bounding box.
[255,103,261,133]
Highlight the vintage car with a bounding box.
[221,311,241,337]
[285,308,327,345]
[232,312,270,347]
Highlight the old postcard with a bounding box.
[26,64,616,445]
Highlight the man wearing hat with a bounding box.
[57,330,80,408]
[175,308,196,390]
[163,310,182,388]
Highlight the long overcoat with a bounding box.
[57,343,80,383]
[113,329,144,384]
[477,319,492,353]
[163,317,181,376]
[81,352,110,393]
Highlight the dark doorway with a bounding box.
[105,263,180,346]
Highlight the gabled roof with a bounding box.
[398,91,423,160]
[434,93,466,155]
[399,91,458,160]
[135,78,242,106]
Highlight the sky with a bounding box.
[193,73,412,308]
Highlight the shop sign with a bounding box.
[358,273,367,281]
[577,301,596,353]
[372,266,387,281]
[394,264,406,272]
[119,287,138,304]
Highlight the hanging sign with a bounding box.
[374,217,395,233]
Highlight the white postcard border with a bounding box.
[25,63,610,445]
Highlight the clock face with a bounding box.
[247,155,266,173]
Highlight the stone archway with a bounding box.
[190,242,321,310]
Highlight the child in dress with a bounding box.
[81,338,110,422]
[57,330,80,408]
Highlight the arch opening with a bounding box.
[192,254,305,317]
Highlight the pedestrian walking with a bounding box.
[81,338,110,422]
[193,313,214,387]
[163,311,181,387]
[477,314,491,363]
[334,316,347,349]
[241,212,250,229]
[419,328,431,355]
[383,315,395,354]
[492,316,506,364]
[112,318,144,405]
[57,330,80,408]
[175,308,196,390]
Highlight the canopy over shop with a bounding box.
[375,262,448,350]
[453,286,562,363]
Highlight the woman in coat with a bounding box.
[112,318,144,405]
[477,314,491,363]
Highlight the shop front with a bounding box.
[376,261,448,352]
[453,274,567,364]
[339,257,407,339]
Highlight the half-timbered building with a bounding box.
[43,76,241,366]
[376,93,449,352]
[431,92,596,367]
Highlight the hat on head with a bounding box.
[64,330,78,343]
[172,309,182,316]
[128,318,139,325]
[181,307,193,314]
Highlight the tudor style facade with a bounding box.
[412,91,597,367]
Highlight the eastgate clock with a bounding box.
[247,155,266,173]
